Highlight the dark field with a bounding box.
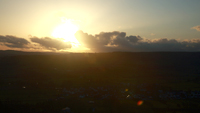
[0,51,200,113]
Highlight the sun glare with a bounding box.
[52,19,79,45]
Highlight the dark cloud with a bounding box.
[75,31,99,48]
[75,30,200,52]
[75,31,125,47]
[191,25,200,31]
[134,38,183,52]
[126,35,142,43]
[96,31,126,45]
[1,31,200,52]
[75,30,131,52]
[0,35,72,51]
[75,30,144,52]
[30,37,72,50]
[0,35,30,48]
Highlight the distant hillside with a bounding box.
[0,51,200,78]
[0,50,67,57]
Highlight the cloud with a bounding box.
[126,35,142,43]
[150,33,155,36]
[75,30,200,52]
[0,35,72,51]
[0,35,30,48]
[1,30,200,52]
[30,37,72,50]
[75,30,135,52]
[191,25,200,31]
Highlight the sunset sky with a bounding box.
[0,0,200,52]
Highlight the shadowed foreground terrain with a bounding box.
[0,51,200,113]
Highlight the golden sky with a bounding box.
[0,0,200,52]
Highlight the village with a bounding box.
[52,82,200,101]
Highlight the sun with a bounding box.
[51,19,79,44]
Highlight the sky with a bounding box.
[0,0,200,52]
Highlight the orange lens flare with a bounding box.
[137,100,143,106]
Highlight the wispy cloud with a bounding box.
[191,25,200,31]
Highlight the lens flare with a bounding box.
[137,100,143,106]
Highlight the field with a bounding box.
[0,51,200,112]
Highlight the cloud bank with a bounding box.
[30,37,72,50]
[75,30,200,52]
[0,30,200,52]
[0,35,72,51]
[0,35,30,48]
